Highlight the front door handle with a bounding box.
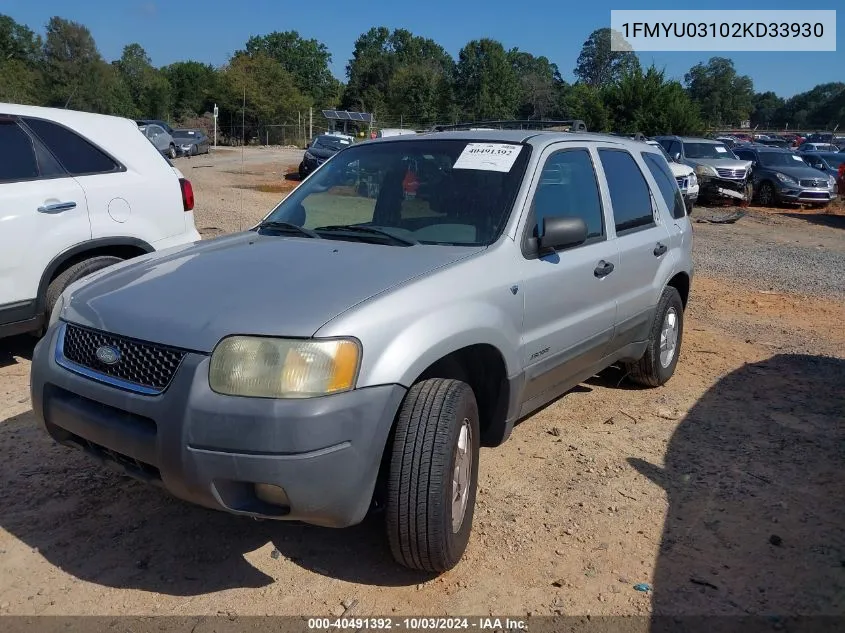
[38,201,77,213]
[653,242,668,257]
[594,260,614,278]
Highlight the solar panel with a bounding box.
[322,110,373,123]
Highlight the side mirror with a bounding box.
[672,152,681,162]
[538,216,588,253]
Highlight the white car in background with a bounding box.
[647,139,699,211]
[0,103,201,339]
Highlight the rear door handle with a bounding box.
[653,242,668,257]
[594,260,614,278]
[38,201,77,213]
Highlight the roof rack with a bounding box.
[432,119,588,133]
[609,132,648,142]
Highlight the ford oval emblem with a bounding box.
[95,345,121,365]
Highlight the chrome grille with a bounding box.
[675,176,688,190]
[61,323,186,392]
[716,168,747,179]
[799,178,827,188]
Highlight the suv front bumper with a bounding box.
[30,322,406,528]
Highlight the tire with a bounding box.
[298,162,307,180]
[168,144,177,159]
[757,181,776,207]
[386,378,480,572]
[624,286,684,388]
[191,144,198,156]
[46,256,123,319]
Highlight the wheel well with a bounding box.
[37,243,150,311]
[667,272,690,309]
[416,344,510,448]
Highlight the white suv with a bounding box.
[0,103,201,339]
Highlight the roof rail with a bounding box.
[431,119,588,133]
[609,132,648,142]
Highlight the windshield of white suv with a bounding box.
[683,142,737,160]
[264,139,531,246]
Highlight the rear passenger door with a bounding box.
[595,148,672,350]
[517,146,619,409]
[0,117,90,319]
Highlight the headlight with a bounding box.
[209,336,361,398]
[775,172,798,186]
[828,174,836,188]
[688,172,698,185]
[304,151,315,161]
[694,164,717,177]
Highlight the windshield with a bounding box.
[759,152,809,168]
[312,136,352,152]
[683,142,737,159]
[648,142,672,162]
[264,139,531,246]
[818,154,845,169]
[173,130,199,139]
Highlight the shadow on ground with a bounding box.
[784,212,845,230]
[0,335,35,368]
[629,354,845,627]
[0,406,430,597]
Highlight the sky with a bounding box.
[3,0,843,98]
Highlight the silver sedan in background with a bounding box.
[172,129,210,157]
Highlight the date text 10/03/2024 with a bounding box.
[307,617,527,630]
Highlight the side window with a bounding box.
[642,152,686,220]
[668,140,682,158]
[530,148,604,243]
[598,149,655,234]
[0,121,39,181]
[734,149,753,162]
[23,118,120,176]
[657,139,672,153]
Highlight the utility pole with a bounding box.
[309,107,313,140]
[213,103,218,147]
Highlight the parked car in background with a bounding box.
[733,145,837,207]
[797,142,839,153]
[0,103,200,339]
[31,129,693,572]
[298,132,354,178]
[646,139,699,210]
[655,135,752,203]
[798,151,845,193]
[173,129,210,156]
[376,128,418,138]
[139,123,177,159]
[755,138,792,150]
[136,119,175,135]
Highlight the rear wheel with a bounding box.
[168,144,177,159]
[386,378,480,572]
[43,256,123,328]
[624,286,684,387]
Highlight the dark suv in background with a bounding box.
[733,145,837,207]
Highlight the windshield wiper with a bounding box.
[256,220,321,239]
[315,224,419,246]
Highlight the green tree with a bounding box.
[508,49,565,119]
[751,91,785,128]
[574,28,640,88]
[604,65,701,135]
[560,83,609,132]
[455,39,520,120]
[163,61,219,119]
[115,43,173,119]
[0,15,45,104]
[243,31,340,107]
[776,82,845,129]
[684,57,754,127]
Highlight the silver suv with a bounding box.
[30,130,694,572]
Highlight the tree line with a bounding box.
[1,14,843,140]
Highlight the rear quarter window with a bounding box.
[0,120,39,181]
[24,118,121,176]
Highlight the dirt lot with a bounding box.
[1,147,843,618]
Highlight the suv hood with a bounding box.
[764,163,831,181]
[687,157,752,171]
[62,233,482,352]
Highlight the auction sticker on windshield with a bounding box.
[453,143,522,172]
[715,146,728,153]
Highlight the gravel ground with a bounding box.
[691,208,845,299]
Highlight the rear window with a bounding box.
[0,121,39,181]
[24,118,121,176]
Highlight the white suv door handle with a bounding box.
[38,201,77,213]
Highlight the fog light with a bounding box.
[254,483,290,507]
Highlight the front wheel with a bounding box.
[168,144,177,159]
[624,286,684,387]
[386,378,480,572]
[757,181,776,207]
